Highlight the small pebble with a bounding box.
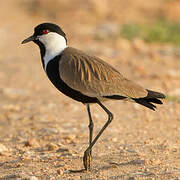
[56,147,69,153]
[24,138,39,147]
[46,143,59,151]
[57,168,64,175]
[0,143,8,154]
[30,176,39,180]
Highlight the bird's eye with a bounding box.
[42,30,49,34]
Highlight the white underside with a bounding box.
[38,32,67,71]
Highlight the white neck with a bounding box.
[38,32,67,71]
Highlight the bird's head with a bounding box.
[22,23,68,62]
[22,23,67,47]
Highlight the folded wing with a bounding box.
[59,47,148,99]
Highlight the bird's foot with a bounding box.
[69,149,92,173]
[83,149,92,171]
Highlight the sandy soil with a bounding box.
[0,1,180,179]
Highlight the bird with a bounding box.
[22,22,165,172]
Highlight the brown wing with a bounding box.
[59,47,148,98]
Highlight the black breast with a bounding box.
[45,55,98,104]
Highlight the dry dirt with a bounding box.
[0,1,180,179]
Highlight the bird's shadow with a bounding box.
[68,158,146,174]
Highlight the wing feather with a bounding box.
[59,47,148,98]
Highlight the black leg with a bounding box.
[83,101,113,171]
[86,104,94,155]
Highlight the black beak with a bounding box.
[21,35,36,44]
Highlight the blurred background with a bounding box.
[1,0,180,96]
[0,0,180,179]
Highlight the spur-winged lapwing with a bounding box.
[22,23,165,172]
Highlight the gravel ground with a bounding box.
[0,1,180,179]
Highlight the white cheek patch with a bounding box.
[38,32,67,71]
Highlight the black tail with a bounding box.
[133,89,166,111]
